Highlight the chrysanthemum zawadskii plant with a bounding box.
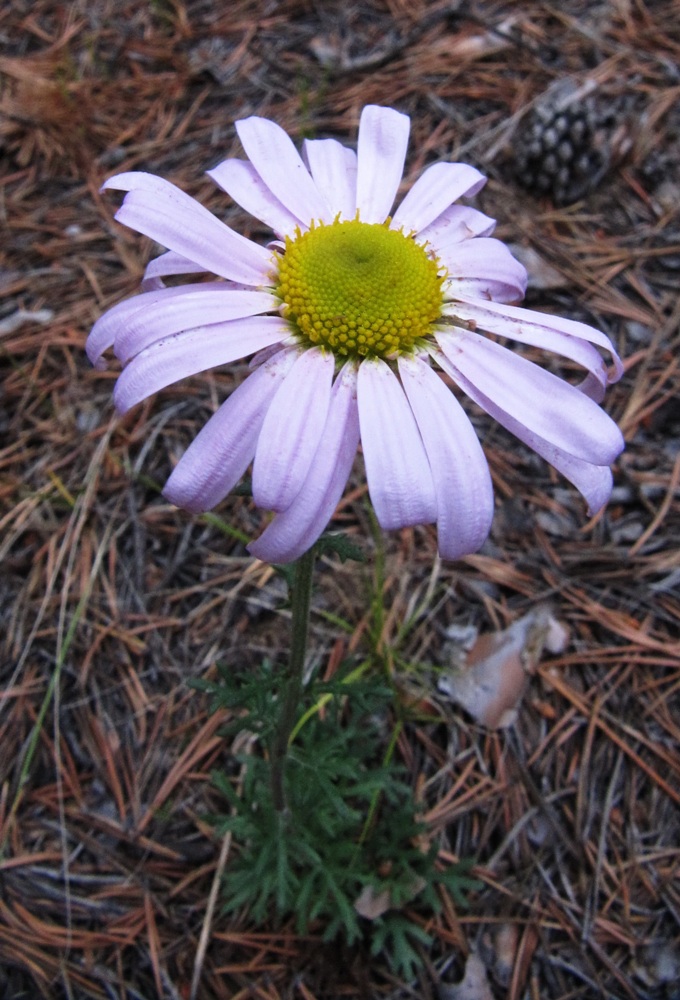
[86,107,624,953]
[88,105,624,565]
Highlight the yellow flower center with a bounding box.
[275,218,445,359]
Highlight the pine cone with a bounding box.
[514,84,610,205]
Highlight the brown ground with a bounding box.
[1,1,679,998]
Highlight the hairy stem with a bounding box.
[270,546,315,813]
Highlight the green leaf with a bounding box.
[203,657,477,976]
[316,531,366,563]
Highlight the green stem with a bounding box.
[270,546,316,813]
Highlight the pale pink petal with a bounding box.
[443,297,624,398]
[577,372,610,402]
[398,355,494,559]
[207,158,300,238]
[113,316,288,414]
[87,297,145,369]
[440,238,528,303]
[248,343,291,370]
[355,106,410,224]
[391,162,486,235]
[115,287,279,362]
[435,330,625,465]
[103,173,272,285]
[357,358,437,529]
[235,116,332,224]
[163,349,298,513]
[303,139,357,220]
[431,348,615,514]
[511,428,615,514]
[418,205,497,246]
[248,362,360,563]
[141,250,208,290]
[87,284,212,368]
[252,347,335,512]
[114,193,271,286]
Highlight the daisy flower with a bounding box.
[87,105,624,563]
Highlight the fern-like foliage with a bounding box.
[198,660,479,979]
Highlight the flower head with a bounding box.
[87,106,624,563]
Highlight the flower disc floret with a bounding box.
[276,218,444,358]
